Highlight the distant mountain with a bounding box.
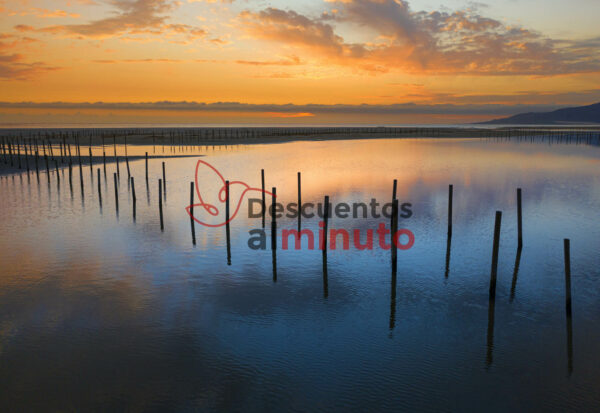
[481,102,600,125]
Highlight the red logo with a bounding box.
[186,160,274,227]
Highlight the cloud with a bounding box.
[0,34,58,80]
[235,55,302,66]
[239,0,600,76]
[15,0,205,42]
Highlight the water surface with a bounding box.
[1,137,600,411]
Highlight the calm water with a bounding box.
[1,137,600,411]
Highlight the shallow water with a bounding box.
[1,137,600,411]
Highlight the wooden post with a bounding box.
[125,155,131,178]
[44,154,50,182]
[564,239,572,316]
[131,176,137,221]
[35,150,40,180]
[145,152,149,182]
[489,211,502,299]
[448,184,453,236]
[225,180,231,264]
[162,161,166,197]
[54,160,60,186]
[271,187,277,250]
[517,188,523,248]
[261,169,265,228]
[158,179,164,231]
[113,173,119,213]
[297,172,302,233]
[68,160,73,192]
[391,199,398,273]
[89,147,93,175]
[190,181,196,245]
[78,156,84,197]
[322,195,330,250]
[97,168,102,207]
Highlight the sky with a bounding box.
[0,0,599,124]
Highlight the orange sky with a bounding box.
[1,0,599,124]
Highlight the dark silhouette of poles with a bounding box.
[113,173,119,214]
[190,182,196,245]
[131,176,137,221]
[158,179,164,231]
[54,160,60,188]
[89,147,93,176]
[225,180,231,265]
[261,169,265,228]
[102,151,107,177]
[78,155,84,198]
[391,199,398,274]
[162,161,166,199]
[145,152,149,183]
[97,168,102,208]
[322,195,330,298]
[392,179,397,201]
[44,154,50,183]
[564,239,572,316]
[445,184,453,278]
[489,211,502,299]
[34,150,39,181]
[509,245,523,302]
[271,186,277,282]
[297,172,302,234]
[448,184,453,236]
[271,187,277,250]
[68,160,73,195]
[125,155,131,178]
[564,238,573,374]
[517,188,523,248]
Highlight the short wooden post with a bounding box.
[68,160,73,192]
[564,239,572,316]
[131,176,137,221]
[89,147,93,175]
[35,150,40,180]
[322,195,330,250]
[190,181,196,245]
[113,173,119,213]
[54,160,60,186]
[489,211,502,299]
[261,169,265,228]
[158,179,164,231]
[271,187,277,250]
[391,199,398,273]
[517,188,523,248]
[162,161,166,197]
[97,168,102,207]
[225,180,231,264]
[125,155,131,178]
[448,184,453,236]
[44,154,50,183]
[297,172,302,233]
[144,152,149,183]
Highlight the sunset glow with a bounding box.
[1,0,599,124]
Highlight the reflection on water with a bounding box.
[1,138,600,411]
